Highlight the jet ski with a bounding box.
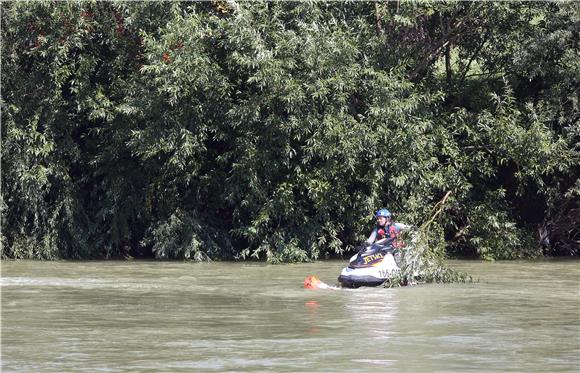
[337,243,400,288]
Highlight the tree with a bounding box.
[2,1,577,262]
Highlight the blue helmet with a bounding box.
[375,208,391,218]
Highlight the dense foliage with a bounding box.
[2,1,578,263]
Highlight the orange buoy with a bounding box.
[304,275,335,290]
[304,275,321,289]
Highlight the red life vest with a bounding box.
[376,224,398,240]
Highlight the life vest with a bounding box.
[376,223,398,240]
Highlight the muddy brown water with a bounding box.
[2,259,579,372]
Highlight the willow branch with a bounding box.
[421,191,452,230]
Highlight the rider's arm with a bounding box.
[365,228,377,246]
[394,223,411,231]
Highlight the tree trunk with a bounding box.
[375,2,382,35]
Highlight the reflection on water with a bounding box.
[1,259,579,372]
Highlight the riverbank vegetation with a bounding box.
[2,1,578,263]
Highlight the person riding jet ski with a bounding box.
[365,208,404,249]
[338,208,406,288]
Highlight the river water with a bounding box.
[1,259,579,372]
